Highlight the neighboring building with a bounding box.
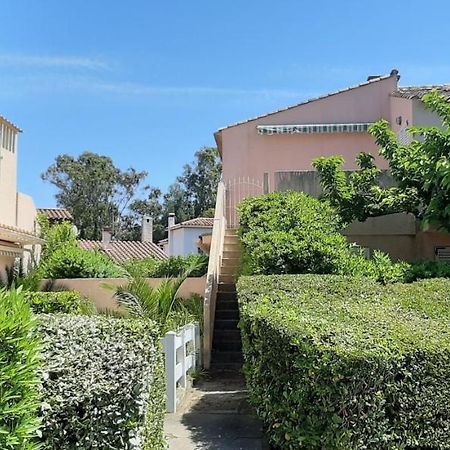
[79,216,168,263]
[161,214,213,257]
[214,70,450,261]
[37,208,74,225]
[0,115,42,276]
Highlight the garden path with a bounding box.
[164,371,268,449]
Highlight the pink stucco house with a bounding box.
[213,69,450,261]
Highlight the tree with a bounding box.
[314,91,450,230]
[122,147,222,242]
[42,152,147,240]
[177,147,222,217]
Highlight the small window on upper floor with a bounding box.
[1,125,16,153]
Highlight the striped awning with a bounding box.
[257,123,374,135]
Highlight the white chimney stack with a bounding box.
[168,213,176,229]
[141,215,153,243]
[102,227,113,245]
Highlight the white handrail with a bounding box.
[203,180,226,369]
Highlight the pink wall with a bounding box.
[219,75,399,187]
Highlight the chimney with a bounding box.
[141,215,153,243]
[102,227,113,245]
[168,213,176,229]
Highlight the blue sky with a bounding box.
[1,0,449,207]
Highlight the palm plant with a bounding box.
[114,257,204,332]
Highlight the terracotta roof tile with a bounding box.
[79,240,168,263]
[37,208,74,221]
[392,85,450,101]
[170,217,214,230]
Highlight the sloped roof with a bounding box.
[37,208,74,221]
[170,217,214,230]
[79,240,168,263]
[0,223,43,245]
[215,70,399,134]
[392,85,450,101]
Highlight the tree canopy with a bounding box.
[314,91,450,230]
[42,147,222,242]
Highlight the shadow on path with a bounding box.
[165,371,269,449]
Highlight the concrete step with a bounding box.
[214,329,241,342]
[225,229,239,236]
[223,250,241,259]
[213,339,242,352]
[216,300,238,312]
[215,309,239,320]
[217,291,237,301]
[211,350,243,370]
[220,266,239,276]
[219,274,236,284]
[215,319,239,330]
[217,283,236,293]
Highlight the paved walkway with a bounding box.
[164,371,268,449]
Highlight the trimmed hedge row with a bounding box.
[26,290,95,315]
[38,315,166,449]
[238,275,450,449]
[0,289,41,450]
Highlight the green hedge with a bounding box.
[0,289,41,450]
[124,254,208,278]
[25,291,95,315]
[41,247,127,279]
[239,192,350,275]
[238,275,450,449]
[38,315,166,449]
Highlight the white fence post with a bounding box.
[163,331,177,413]
[162,323,201,413]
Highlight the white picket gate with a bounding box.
[162,322,201,413]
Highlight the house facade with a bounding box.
[162,214,213,257]
[0,115,42,276]
[214,70,450,261]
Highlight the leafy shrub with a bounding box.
[0,288,41,450]
[25,291,95,315]
[239,192,409,283]
[37,215,78,260]
[239,192,351,275]
[124,254,208,278]
[41,246,127,279]
[238,275,450,449]
[38,315,166,449]
[405,260,450,282]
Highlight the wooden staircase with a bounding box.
[211,229,243,371]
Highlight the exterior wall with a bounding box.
[44,277,207,311]
[169,227,212,256]
[0,139,18,226]
[16,192,37,232]
[220,75,398,188]
[412,99,443,129]
[389,96,414,144]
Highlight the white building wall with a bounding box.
[168,227,212,256]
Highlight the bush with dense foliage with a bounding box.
[41,246,127,279]
[238,191,407,283]
[124,254,208,278]
[238,274,450,449]
[0,289,41,450]
[239,192,352,275]
[25,290,95,315]
[38,315,166,449]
